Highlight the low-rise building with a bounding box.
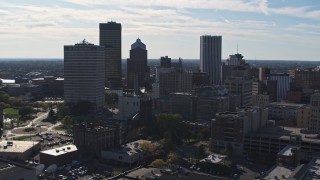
[268,102,309,127]
[73,124,115,157]
[39,145,79,166]
[211,106,268,155]
[244,126,320,162]
[0,141,41,161]
[101,140,156,165]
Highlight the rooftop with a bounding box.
[277,145,300,156]
[104,140,154,156]
[263,165,294,180]
[0,141,40,153]
[246,126,320,144]
[200,153,227,164]
[40,145,77,156]
[269,102,306,109]
[304,157,320,179]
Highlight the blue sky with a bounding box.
[0,0,320,60]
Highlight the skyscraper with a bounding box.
[309,93,320,133]
[99,21,122,88]
[127,38,148,89]
[64,39,105,111]
[200,35,222,85]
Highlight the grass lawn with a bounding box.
[13,135,36,141]
[53,125,67,131]
[4,108,19,116]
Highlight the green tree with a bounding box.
[167,152,178,164]
[151,159,165,168]
[48,109,55,118]
[57,103,70,119]
[61,116,74,130]
[19,107,34,117]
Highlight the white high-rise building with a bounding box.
[200,35,222,85]
[64,40,105,111]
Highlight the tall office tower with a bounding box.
[259,67,271,81]
[200,35,222,85]
[127,38,148,89]
[309,93,320,134]
[99,21,122,88]
[226,53,244,66]
[64,40,105,111]
[224,77,252,106]
[160,56,172,68]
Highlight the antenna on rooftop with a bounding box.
[237,44,239,54]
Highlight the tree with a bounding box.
[151,159,165,168]
[61,116,74,130]
[48,109,55,118]
[57,103,70,119]
[19,107,34,117]
[167,152,178,164]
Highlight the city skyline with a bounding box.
[0,0,320,60]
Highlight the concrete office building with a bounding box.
[225,53,245,66]
[252,94,269,107]
[64,40,105,111]
[268,102,309,127]
[309,93,320,134]
[224,77,252,106]
[211,106,268,155]
[127,38,148,89]
[192,86,232,122]
[159,70,193,98]
[73,123,115,157]
[99,21,122,88]
[116,93,152,121]
[40,145,79,166]
[160,56,171,68]
[0,141,41,161]
[200,35,222,85]
[259,67,270,81]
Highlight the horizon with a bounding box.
[0,0,319,60]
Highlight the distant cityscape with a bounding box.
[1,20,320,180]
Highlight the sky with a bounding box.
[0,0,320,60]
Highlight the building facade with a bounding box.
[99,22,122,88]
[309,93,320,133]
[127,38,148,89]
[200,35,222,85]
[64,40,105,111]
[224,77,252,106]
[211,106,268,155]
[73,124,115,157]
[269,73,292,101]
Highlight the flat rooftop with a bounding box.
[304,157,320,179]
[40,145,77,156]
[0,141,40,153]
[245,126,320,144]
[277,145,300,156]
[200,153,227,164]
[263,165,294,180]
[269,102,306,109]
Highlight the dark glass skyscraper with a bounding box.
[200,35,222,85]
[127,38,147,89]
[99,22,122,88]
